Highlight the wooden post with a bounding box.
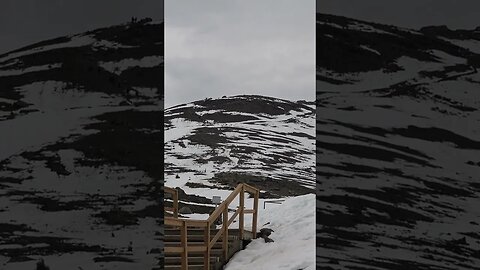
[204,221,210,270]
[223,207,228,261]
[252,190,259,238]
[181,221,188,270]
[239,185,244,240]
[173,190,179,218]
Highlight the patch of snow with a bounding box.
[0,35,95,63]
[98,56,163,75]
[225,194,315,270]
[0,81,124,161]
[0,97,16,104]
[428,49,467,65]
[132,87,158,98]
[317,56,455,92]
[440,37,480,54]
[19,81,119,112]
[0,63,62,77]
[359,45,381,55]
[348,22,398,36]
[92,39,135,50]
[196,109,224,116]
[317,21,344,30]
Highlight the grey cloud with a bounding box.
[165,0,315,108]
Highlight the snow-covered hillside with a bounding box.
[0,18,163,121]
[0,19,164,270]
[164,95,315,214]
[317,13,480,269]
[164,95,315,269]
[225,194,315,270]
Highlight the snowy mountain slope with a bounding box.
[225,194,315,270]
[164,95,315,214]
[0,20,164,270]
[317,14,480,269]
[0,19,163,121]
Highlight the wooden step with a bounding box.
[165,256,220,264]
[164,228,219,234]
[164,258,224,270]
[164,253,224,270]
[165,234,239,242]
[164,228,245,236]
[164,244,225,253]
[164,263,224,270]
[165,242,225,250]
[164,265,206,270]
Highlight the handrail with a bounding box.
[263,199,285,209]
[164,186,179,218]
[164,183,260,270]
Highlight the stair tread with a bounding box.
[166,256,220,260]
[165,244,223,247]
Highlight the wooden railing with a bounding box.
[164,183,260,270]
[164,186,179,218]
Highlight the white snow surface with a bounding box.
[0,35,96,63]
[441,37,480,54]
[98,56,163,75]
[224,194,315,270]
[0,81,123,160]
[0,63,62,77]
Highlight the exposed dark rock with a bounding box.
[257,228,275,243]
[259,228,274,237]
[178,206,193,214]
[36,259,49,270]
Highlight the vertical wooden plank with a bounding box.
[204,221,210,270]
[173,190,179,218]
[239,185,244,240]
[252,190,259,238]
[223,207,228,261]
[181,221,188,270]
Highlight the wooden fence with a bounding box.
[164,183,260,270]
[164,186,179,218]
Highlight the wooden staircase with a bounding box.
[164,227,251,270]
[164,184,259,270]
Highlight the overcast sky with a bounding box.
[165,0,315,108]
[0,0,163,54]
[319,0,480,30]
